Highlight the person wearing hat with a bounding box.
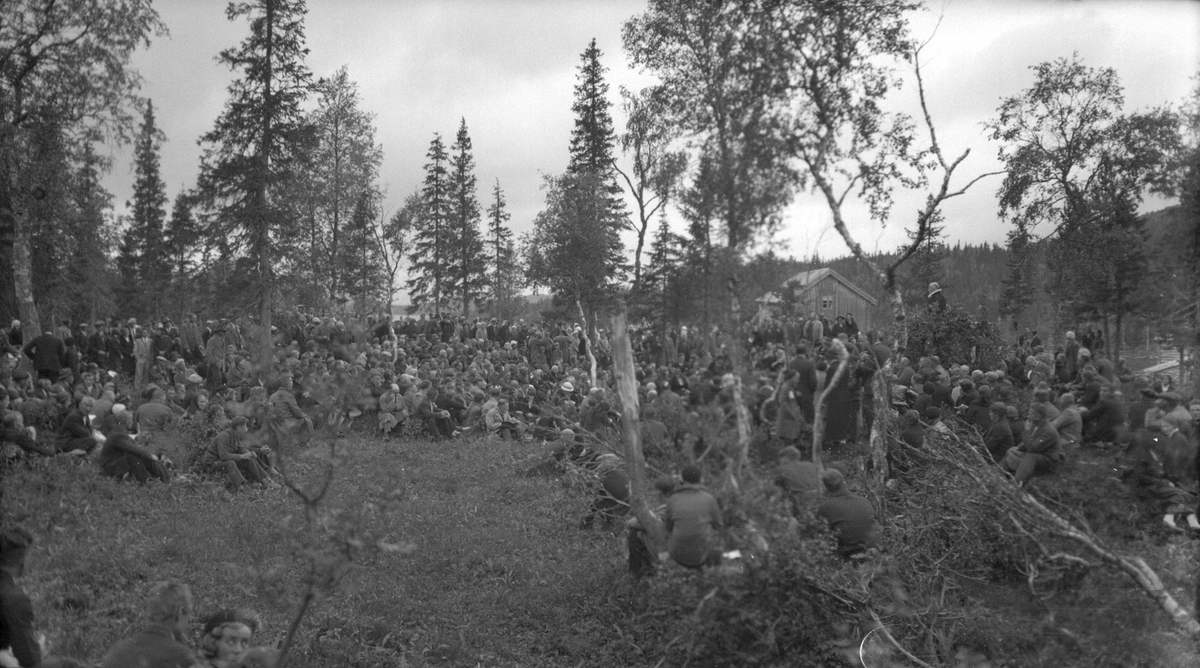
[1146,392,1194,439]
[816,468,881,557]
[664,465,724,568]
[926,282,946,313]
[198,609,260,668]
[98,581,198,668]
[1002,402,1063,485]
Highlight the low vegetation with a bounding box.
[4,418,1199,667]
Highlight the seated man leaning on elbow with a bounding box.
[202,417,270,492]
[816,468,880,558]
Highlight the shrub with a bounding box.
[905,306,1006,369]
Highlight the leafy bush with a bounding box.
[905,305,1006,369]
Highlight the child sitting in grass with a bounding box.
[199,609,259,668]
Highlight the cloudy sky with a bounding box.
[101,0,1199,270]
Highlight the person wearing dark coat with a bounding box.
[982,403,1014,463]
[897,411,925,449]
[1002,403,1062,485]
[664,465,724,568]
[0,528,45,668]
[816,468,880,557]
[56,396,100,456]
[580,455,630,529]
[96,411,169,483]
[22,331,66,382]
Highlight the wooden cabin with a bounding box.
[756,268,878,330]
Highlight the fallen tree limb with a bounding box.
[928,425,1200,635]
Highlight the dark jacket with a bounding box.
[983,417,1014,462]
[0,571,41,667]
[23,333,65,373]
[817,489,880,556]
[98,624,197,668]
[664,484,723,567]
[56,409,96,454]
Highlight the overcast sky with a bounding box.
[101,0,1200,271]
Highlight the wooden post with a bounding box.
[612,311,665,550]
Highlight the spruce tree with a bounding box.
[406,133,450,315]
[197,0,314,358]
[164,192,200,283]
[310,66,381,301]
[486,179,517,305]
[67,143,116,322]
[446,118,487,316]
[130,99,169,317]
[339,189,385,314]
[568,39,618,175]
[566,39,626,234]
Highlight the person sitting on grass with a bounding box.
[485,399,523,440]
[579,453,629,530]
[982,402,1014,464]
[198,609,259,668]
[98,581,199,668]
[202,417,273,493]
[815,468,880,558]
[1,411,55,460]
[1081,384,1127,447]
[377,384,406,437]
[626,475,677,578]
[96,409,170,484]
[664,464,724,569]
[775,445,820,512]
[55,395,102,457]
[417,386,457,439]
[1001,403,1062,486]
[1126,421,1199,532]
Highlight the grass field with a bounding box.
[6,423,1200,667]
[3,430,654,667]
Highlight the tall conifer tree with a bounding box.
[130,99,169,316]
[406,133,450,315]
[197,0,314,356]
[447,118,487,316]
[486,179,517,305]
[566,38,626,232]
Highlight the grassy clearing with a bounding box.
[4,431,643,667]
[5,424,1200,667]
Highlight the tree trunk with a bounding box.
[612,311,665,551]
[13,210,40,335]
[869,359,891,487]
[726,271,750,486]
[576,297,598,387]
[1113,312,1123,366]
